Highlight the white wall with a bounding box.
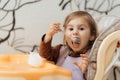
[0,0,120,53]
[16,0,70,45]
[0,0,72,53]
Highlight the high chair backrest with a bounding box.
[87,15,120,80]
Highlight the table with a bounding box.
[0,54,72,80]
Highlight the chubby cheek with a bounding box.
[65,30,71,40]
[65,30,71,36]
[65,34,71,44]
[81,39,89,48]
[64,32,72,45]
[81,34,91,47]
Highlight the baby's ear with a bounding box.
[89,35,95,41]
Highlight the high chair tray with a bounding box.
[0,54,72,80]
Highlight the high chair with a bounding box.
[87,15,120,80]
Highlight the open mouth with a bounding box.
[71,37,81,48]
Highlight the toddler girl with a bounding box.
[39,11,98,80]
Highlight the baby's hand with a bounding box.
[47,22,62,37]
[73,54,89,73]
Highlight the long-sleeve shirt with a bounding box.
[39,34,88,80]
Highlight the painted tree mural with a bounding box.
[0,0,42,53]
[59,0,120,15]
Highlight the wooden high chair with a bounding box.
[87,15,120,80]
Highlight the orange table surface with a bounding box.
[0,54,72,80]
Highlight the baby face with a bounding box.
[64,17,92,52]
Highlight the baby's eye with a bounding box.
[79,27,84,30]
[68,28,73,31]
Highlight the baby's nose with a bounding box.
[73,29,79,35]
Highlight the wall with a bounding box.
[0,0,120,53]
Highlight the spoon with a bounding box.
[71,37,81,43]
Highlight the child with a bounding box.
[39,11,98,80]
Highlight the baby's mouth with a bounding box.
[71,37,81,47]
[71,37,81,43]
